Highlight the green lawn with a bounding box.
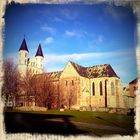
[6,109,135,129]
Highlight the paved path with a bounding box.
[47,118,130,133]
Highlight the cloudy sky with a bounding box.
[4,3,137,85]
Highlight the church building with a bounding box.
[18,38,44,76]
[17,38,127,112]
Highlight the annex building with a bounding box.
[17,38,133,113]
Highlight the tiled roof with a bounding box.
[35,71,62,81]
[34,62,119,80]
[70,61,87,77]
[35,44,44,57]
[19,38,29,52]
[48,71,63,81]
[70,61,119,78]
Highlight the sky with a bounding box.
[3,2,138,86]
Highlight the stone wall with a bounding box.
[59,77,80,109]
[59,62,80,109]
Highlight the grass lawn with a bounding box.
[6,109,135,130]
[4,110,135,136]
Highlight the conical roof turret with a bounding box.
[19,38,29,52]
[35,44,44,57]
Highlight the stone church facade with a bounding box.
[17,38,127,112]
[48,61,125,111]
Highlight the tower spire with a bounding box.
[19,37,29,52]
[35,44,44,57]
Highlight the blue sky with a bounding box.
[4,3,137,85]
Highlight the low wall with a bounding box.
[79,106,128,114]
[15,106,47,111]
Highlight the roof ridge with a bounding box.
[69,61,86,68]
[85,64,109,68]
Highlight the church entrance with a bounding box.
[105,80,107,107]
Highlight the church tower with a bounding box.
[35,44,44,73]
[18,38,29,76]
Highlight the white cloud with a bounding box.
[65,30,87,38]
[41,24,56,34]
[43,37,54,45]
[65,30,76,37]
[53,17,63,22]
[46,66,63,72]
[45,48,133,65]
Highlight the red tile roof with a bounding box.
[70,61,119,78]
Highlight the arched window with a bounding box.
[99,81,103,96]
[92,82,95,96]
[111,82,114,95]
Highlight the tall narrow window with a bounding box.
[111,82,114,95]
[92,82,95,96]
[72,80,74,85]
[66,80,67,86]
[105,80,108,107]
[100,81,103,96]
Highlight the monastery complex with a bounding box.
[16,38,137,113]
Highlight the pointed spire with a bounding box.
[19,38,29,52]
[35,44,44,57]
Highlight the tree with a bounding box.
[2,58,19,107]
[32,74,55,109]
[59,80,76,110]
[67,92,74,110]
[18,69,35,106]
[19,71,56,109]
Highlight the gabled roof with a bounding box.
[70,61,119,78]
[35,44,44,57]
[34,71,62,81]
[70,61,87,77]
[34,61,119,81]
[129,77,139,84]
[19,38,29,52]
